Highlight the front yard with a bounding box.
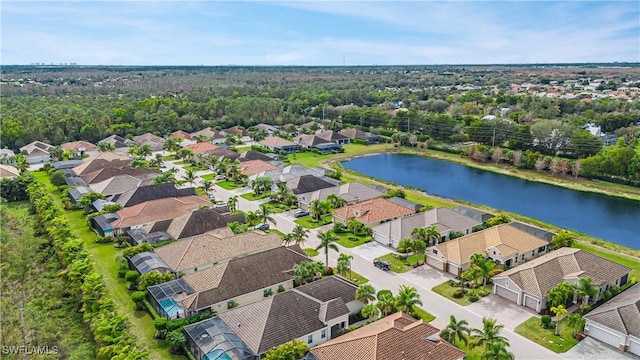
[340,270,369,285]
[261,201,297,214]
[294,215,333,229]
[515,316,579,353]
[431,280,492,306]
[333,232,372,248]
[302,248,319,257]
[373,253,424,273]
[240,192,271,201]
[412,306,435,323]
[214,180,245,190]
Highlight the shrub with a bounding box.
[166,319,188,332]
[540,315,553,329]
[448,279,460,287]
[125,270,139,283]
[95,236,113,244]
[325,267,334,275]
[332,223,346,233]
[452,289,466,298]
[478,289,491,297]
[489,268,504,276]
[117,267,128,278]
[131,291,147,310]
[466,293,479,302]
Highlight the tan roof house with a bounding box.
[61,141,99,157]
[111,195,211,233]
[492,247,631,313]
[132,133,165,151]
[191,127,226,144]
[310,312,465,360]
[169,130,196,146]
[19,141,53,164]
[238,159,278,176]
[297,182,385,211]
[258,136,300,153]
[426,223,550,276]
[184,142,219,154]
[0,164,20,178]
[72,151,131,176]
[332,197,415,226]
[152,230,283,274]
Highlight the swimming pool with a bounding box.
[158,298,183,318]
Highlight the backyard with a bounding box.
[515,316,579,353]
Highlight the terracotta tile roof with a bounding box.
[185,142,219,154]
[259,136,295,148]
[434,223,548,265]
[61,141,98,152]
[496,247,632,298]
[112,195,211,229]
[169,130,195,142]
[153,230,283,273]
[239,160,278,176]
[333,197,414,225]
[310,312,465,360]
[584,283,640,337]
[0,165,20,178]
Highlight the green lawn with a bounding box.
[201,173,216,181]
[432,281,492,306]
[573,241,640,279]
[515,316,578,353]
[216,180,244,190]
[333,232,372,248]
[294,215,333,229]
[240,192,272,201]
[262,202,296,214]
[302,248,319,257]
[412,306,436,323]
[374,253,423,273]
[32,172,184,360]
[174,160,188,165]
[339,270,369,285]
[183,165,206,172]
[267,228,287,240]
[287,143,392,168]
[4,200,30,216]
[162,155,177,161]
[454,338,485,360]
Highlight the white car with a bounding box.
[214,175,226,181]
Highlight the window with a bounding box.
[531,250,535,256]
[307,335,313,344]
[321,329,326,339]
[521,254,525,260]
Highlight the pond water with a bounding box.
[342,154,640,249]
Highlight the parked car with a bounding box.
[373,259,391,271]
[214,175,226,181]
[294,210,309,218]
[255,223,270,231]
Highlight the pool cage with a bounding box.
[184,317,255,360]
[148,278,195,320]
[129,251,170,274]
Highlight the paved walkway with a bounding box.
[561,337,639,360]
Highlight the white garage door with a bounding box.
[426,256,445,271]
[629,338,640,356]
[448,264,460,276]
[588,325,621,348]
[524,296,538,310]
[495,285,519,303]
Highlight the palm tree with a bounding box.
[566,313,586,337]
[315,231,339,267]
[471,317,509,349]
[355,284,376,305]
[338,253,353,279]
[245,210,259,227]
[395,285,422,314]
[289,225,309,246]
[309,199,327,220]
[227,160,242,182]
[397,238,413,254]
[150,153,164,168]
[183,169,197,187]
[97,142,116,152]
[412,227,428,242]
[164,137,182,153]
[576,277,597,306]
[326,193,347,209]
[257,203,277,227]
[226,195,238,212]
[376,291,396,316]
[470,254,496,287]
[425,225,441,246]
[550,304,568,336]
[310,261,326,281]
[481,341,514,360]
[411,239,426,266]
[215,158,229,176]
[361,304,381,321]
[336,257,350,277]
[439,315,471,346]
[347,218,363,236]
[138,144,153,158]
[201,179,214,197]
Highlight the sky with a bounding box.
[1,1,639,66]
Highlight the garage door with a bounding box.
[588,325,621,348]
[495,285,519,303]
[426,256,445,271]
[448,264,460,276]
[524,296,538,311]
[628,338,640,356]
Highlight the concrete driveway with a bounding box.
[467,293,539,330]
[561,337,639,360]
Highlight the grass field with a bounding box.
[515,316,578,353]
[287,143,392,168]
[32,172,183,360]
[374,253,423,273]
[294,215,333,229]
[262,202,296,214]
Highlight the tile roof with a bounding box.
[259,136,296,148]
[89,174,155,197]
[112,195,211,229]
[239,160,278,176]
[310,312,465,360]
[294,276,358,303]
[434,223,549,265]
[61,141,98,152]
[205,147,238,159]
[585,283,640,338]
[192,127,226,139]
[0,165,20,178]
[338,128,377,139]
[147,207,245,240]
[251,164,327,183]
[372,207,481,241]
[496,247,632,298]
[169,130,195,142]
[184,142,219,154]
[294,134,328,147]
[333,197,415,225]
[153,230,283,273]
[111,183,196,207]
[72,152,131,175]
[299,182,385,205]
[316,130,348,142]
[286,174,337,195]
[218,276,353,355]
[99,135,133,149]
[20,141,53,155]
[238,150,273,162]
[81,166,160,185]
[181,245,309,311]
[222,126,247,136]
[132,133,165,150]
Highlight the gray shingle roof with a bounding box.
[585,283,640,338]
[146,207,245,240]
[286,175,337,195]
[111,183,196,208]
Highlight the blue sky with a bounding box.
[2,1,639,65]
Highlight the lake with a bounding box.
[342,154,640,249]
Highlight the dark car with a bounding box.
[255,223,270,231]
[373,259,391,271]
[294,210,309,218]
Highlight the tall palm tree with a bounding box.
[439,315,472,346]
[309,199,326,220]
[395,285,422,314]
[470,254,496,287]
[576,277,597,306]
[315,231,339,267]
[361,304,381,321]
[411,239,426,266]
[566,313,586,337]
[201,179,213,196]
[138,144,153,158]
[226,195,238,212]
[481,341,514,360]
[290,225,309,246]
[376,291,396,316]
[347,218,363,236]
[355,284,376,305]
[257,203,277,227]
[425,225,441,246]
[471,317,509,349]
[550,304,568,336]
[338,253,353,279]
[183,169,197,187]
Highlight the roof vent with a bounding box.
[237,323,241,327]
[426,334,440,342]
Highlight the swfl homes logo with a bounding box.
[2,346,59,355]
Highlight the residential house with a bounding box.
[339,128,381,144]
[205,147,238,160]
[110,183,197,208]
[81,166,160,185]
[285,174,338,195]
[386,196,422,213]
[250,164,328,185]
[492,247,631,312]
[191,128,227,144]
[294,134,332,149]
[89,173,156,198]
[508,221,556,242]
[0,149,16,163]
[61,141,99,158]
[332,197,415,226]
[129,252,171,275]
[372,207,482,248]
[98,135,134,151]
[169,130,197,146]
[258,136,300,153]
[141,207,245,240]
[314,142,343,154]
[316,130,349,145]
[51,160,84,171]
[108,195,211,234]
[19,141,53,164]
[144,231,283,275]
[185,142,219,154]
[451,205,494,224]
[310,312,465,360]
[252,123,278,135]
[92,213,120,237]
[237,150,274,163]
[602,134,619,146]
[426,223,550,276]
[584,283,640,355]
[133,133,165,151]
[148,245,309,319]
[298,121,322,133]
[298,182,386,211]
[184,276,362,359]
[0,164,20,178]
[71,152,131,176]
[221,126,248,137]
[238,160,278,177]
